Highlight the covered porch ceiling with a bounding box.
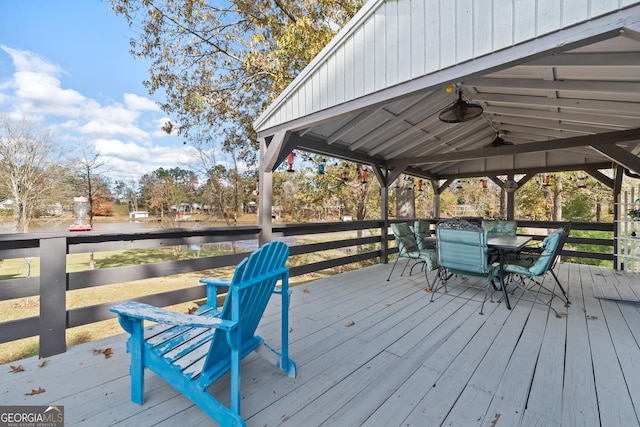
[255,1,640,188]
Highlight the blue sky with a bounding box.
[0,0,199,181]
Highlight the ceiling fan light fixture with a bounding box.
[438,90,484,123]
[485,132,514,148]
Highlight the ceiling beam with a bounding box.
[289,133,387,169]
[491,116,610,134]
[467,77,640,94]
[475,93,640,116]
[429,162,613,180]
[524,52,640,67]
[391,128,640,168]
[484,106,637,128]
[591,143,640,175]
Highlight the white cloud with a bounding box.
[0,45,189,179]
[124,93,160,111]
[94,138,199,178]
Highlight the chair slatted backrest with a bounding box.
[203,241,289,372]
[391,222,420,255]
[481,219,517,237]
[527,227,563,276]
[414,220,434,250]
[436,219,490,276]
[551,222,572,269]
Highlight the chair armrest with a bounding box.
[110,301,237,331]
[199,277,232,306]
[199,277,231,287]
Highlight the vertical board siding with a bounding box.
[493,0,514,50]
[514,0,537,44]
[354,25,366,99]
[456,0,474,63]
[334,41,345,106]
[409,0,426,79]
[374,4,388,92]
[537,0,562,34]
[398,0,412,83]
[386,0,400,88]
[563,0,591,26]
[343,34,354,102]
[424,0,441,74]
[473,1,494,58]
[257,0,635,132]
[440,0,457,68]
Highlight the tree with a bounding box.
[72,147,112,226]
[108,0,364,164]
[0,114,63,232]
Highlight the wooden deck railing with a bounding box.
[0,219,615,357]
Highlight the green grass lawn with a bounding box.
[0,240,374,364]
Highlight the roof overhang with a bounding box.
[256,2,640,184]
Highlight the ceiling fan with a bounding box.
[485,132,514,148]
[438,90,484,123]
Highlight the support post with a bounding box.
[39,237,67,357]
[259,137,273,246]
[380,178,389,264]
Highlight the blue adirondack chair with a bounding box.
[110,241,296,427]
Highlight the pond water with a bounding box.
[0,218,298,251]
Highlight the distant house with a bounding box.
[129,211,149,219]
[0,199,14,210]
[45,202,64,217]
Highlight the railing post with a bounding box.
[381,220,389,264]
[39,237,67,357]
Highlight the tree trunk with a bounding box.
[553,179,563,221]
[396,175,415,218]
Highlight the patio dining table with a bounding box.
[487,235,532,310]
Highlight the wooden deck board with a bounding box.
[561,263,600,427]
[1,263,639,427]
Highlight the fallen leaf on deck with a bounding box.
[424,288,435,293]
[586,314,598,320]
[490,413,501,426]
[25,387,45,396]
[93,348,114,359]
[10,365,24,373]
[187,306,197,314]
[38,358,47,368]
[557,311,568,317]
[303,289,310,293]
[345,320,355,327]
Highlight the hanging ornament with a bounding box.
[252,178,259,196]
[418,180,423,192]
[361,167,368,184]
[318,159,325,175]
[481,179,488,189]
[287,152,295,172]
[341,169,349,181]
[543,175,551,186]
[577,176,587,189]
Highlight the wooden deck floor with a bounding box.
[2,262,640,426]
